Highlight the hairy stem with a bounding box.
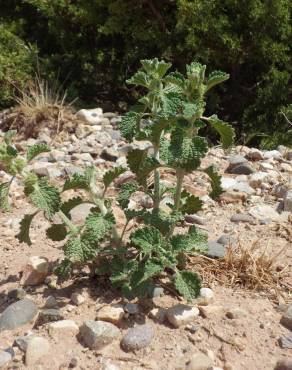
[174,169,184,211]
[57,210,79,235]
[153,140,161,209]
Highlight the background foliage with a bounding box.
[0,0,291,147]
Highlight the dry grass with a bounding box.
[3,75,76,138]
[189,239,290,300]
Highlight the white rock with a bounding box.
[263,150,282,160]
[25,337,50,366]
[166,304,199,328]
[48,320,79,334]
[249,172,268,188]
[186,352,213,370]
[76,108,104,125]
[96,305,125,325]
[260,162,274,171]
[249,205,280,221]
[21,256,49,286]
[71,292,86,306]
[280,163,292,172]
[220,178,237,191]
[197,288,214,306]
[101,361,120,370]
[246,149,264,161]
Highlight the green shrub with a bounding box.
[0,59,234,300]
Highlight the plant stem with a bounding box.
[153,143,160,209]
[174,168,184,211]
[57,210,79,234]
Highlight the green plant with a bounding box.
[0,59,234,301]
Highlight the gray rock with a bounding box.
[249,205,280,222]
[124,303,139,315]
[121,324,154,351]
[230,213,255,224]
[229,164,255,175]
[0,299,38,332]
[0,348,14,368]
[227,155,247,171]
[80,320,120,349]
[274,359,292,370]
[287,152,292,161]
[284,190,292,212]
[185,214,206,225]
[101,148,119,161]
[246,149,264,161]
[280,305,292,330]
[148,285,164,298]
[232,181,255,194]
[7,288,26,300]
[44,296,58,309]
[279,333,292,349]
[263,150,282,160]
[207,241,226,259]
[217,234,234,246]
[37,309,64,325]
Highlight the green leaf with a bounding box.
[4,130,17,145]
[54,259,72,280]
[127,71,149,87]
[204,165,223,199]
[64,237,86,262]
[160,91,182,117]
[174,270,201,301]
[131,226,164,254]
[170,226,208,254]
[16,212,38,246]
[180,190,203,214]
[127,149,160,185]
[6,145,18,157]
[206,70,229,91]
[46,224,67,241]
[142,208,183,234]
[141,58,171,78]
[27,143,50,162]
[119,112,142,141]
[182,101,205,120]
[160,129,208,171]
[28,177,60,218]
[208,115,235,149]
[63,173,89,191]
[103,166,126,190]
[60,197,84,218]
[117,181,138,209]
[0,181,11,211]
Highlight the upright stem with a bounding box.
[57,210,79,235]
[153,144,160,209]
[174,169,184,211]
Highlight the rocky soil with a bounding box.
[0,107,291,370]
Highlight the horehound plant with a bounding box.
[0,59,234,301]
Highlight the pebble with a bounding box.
[185,214,207,225]
[248,204,280,222]
[48,320,79,335]
[148,285,165,298]
[278,333,292,349]
[197,288,214,306]
[7,288,26,300]
[149,308,167,323]
[226,308,247,319]
[280,305,292,330]
[96,305,125,325]
[25,336,50,366]
[71,292,86,306]
[217,234,234,246]
[166,304,200,328]
[274,359,292,370]
[44,295,58,308]
[228,163,255,175]
[80,320,120,349]
[246,149,264,161]
[199,305,224,318]
[121,324,154,351]
[0,348,13,368]
[21,256,50,286]
[207,241,227,259]
[0,299,38,332]
[284,190,292,212]
[124,303,139,315]
[37,308,64,325]
[230,213,255,224]
[186,352,213,370]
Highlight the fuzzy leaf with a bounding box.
[141,58,171,78]
[142,208,183,234]
[16,212,38,246]
[182,101,205,120]
[63,173,89,191]
[103,166,126,190]
[127,71,149,87]
[0,181,11,211]
[60,197,84,218]
[180,190,203,214]
[204,166,223,199]
[64,237,86,262]
[170,226,208,254]
[208,115,234,149]
[117,181,138,209]
[160,130,208,171]
[28,177,60,218]
[127,149,160,185]
[174,270,201,301]
[131,226,164,254]
[27,143,50,162]
[54,259,72,280]
[46,224,67,241]
[206,70,229,91]
[119,112,142,141]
